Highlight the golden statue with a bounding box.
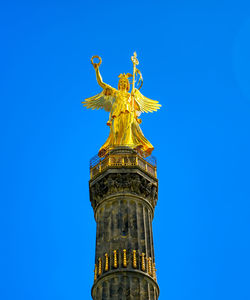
[83,52,161,157]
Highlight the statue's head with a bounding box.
[118,73,132,91]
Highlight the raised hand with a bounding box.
[91,55,102,70]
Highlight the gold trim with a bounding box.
[105,253,109,271]
[94,264,97,281]
[90,153,157,179]
[113,250,118,268]
[123,249,127,267]
[98,258,102,275]
[153,262,157,281]
[148,257,152,276]
[133,250,137,268]
[141,253,146,271]
[94,250,157,281]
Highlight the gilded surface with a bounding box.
[83,53,161,157]
[90,152,157,179]
[95,249,157,282]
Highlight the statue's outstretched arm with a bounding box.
[91,56,113,90]
[94,66,108,89]
[83,56,116,114]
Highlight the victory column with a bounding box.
[83,53,161,300]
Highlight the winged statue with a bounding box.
[82,53,161,157]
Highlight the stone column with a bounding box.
[89,148,159,300]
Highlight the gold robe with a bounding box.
[99,90,153,157]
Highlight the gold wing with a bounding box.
[134,89,161,113]
[82,86,116,112]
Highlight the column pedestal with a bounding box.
[89,148,159,300]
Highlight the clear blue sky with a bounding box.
[1,0,250,299]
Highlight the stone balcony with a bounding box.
[90,146,157,180]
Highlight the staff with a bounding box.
[131,52,139,112]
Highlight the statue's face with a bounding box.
[118,79,129,91]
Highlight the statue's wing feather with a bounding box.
[82,87,116,112]
[134,89,161,113]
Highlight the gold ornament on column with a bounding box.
[133,250,137,268]
[105,253,109,271]
[148,257,152,276]
[98,257,102,275]
[113,250,118,268]
[141,253,146,271]
[123,249,127,267]
[94,264,97,281]
[153,262,157,281]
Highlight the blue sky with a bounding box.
[1,0,250,299]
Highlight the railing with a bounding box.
[90,147,157,179]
